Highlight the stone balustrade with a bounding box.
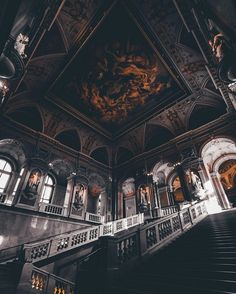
[31,267,75,294]
[23,213,144,263]
[39,203,64,216]
[106,200,208,270]
[161,205,179,216]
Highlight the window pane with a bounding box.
[0,159,5,170]
[47,177,53,185]
[45,175,53,186]
[41,186,52,203]
[44,187,52,199]
[0,173,10,190]
[12,177,21,196]
[19,168,25,176]
[4,162,12,172]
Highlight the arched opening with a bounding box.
[90,147,109,165]
[219,160,236,207]
[201,137,236,209]
[49,159,73,206]
[87,173,106,215]
[116,147,134,165]
[121,177,136,217]
[188,105,226,130]
[145,125,174,151]
[8,106,43,132]
[55,129,81,151]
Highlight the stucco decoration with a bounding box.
[201,138,236,172]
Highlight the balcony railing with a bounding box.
[85,212,105,224]
[31,267,75,294]
[39,203,64,216]
[161,205,179,217]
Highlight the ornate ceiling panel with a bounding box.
[50,2,188,135]
[136,0,208,91]
[57,0,102,48]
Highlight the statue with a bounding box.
[209,33,236,83]
[138,185,150,212]
[190,171,205,200]
[14,33,29,59]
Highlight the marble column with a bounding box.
[63,175,74,217]
[210,172,231,209]
[153,182,161,208]
[175,164,192,202]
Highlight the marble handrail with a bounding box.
[31,266,75,294]
[23,213,144,263]
[106,200,208,269]
[161,205,179,216]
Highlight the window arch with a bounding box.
[40,175,55,204]
[0,158,13,202]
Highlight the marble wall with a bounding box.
[0,209,89,256]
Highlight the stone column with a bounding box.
[167,187,176,206]
[210,172,231,209]
[63,175,74,217]
[175,164,192,202]
[153,182,161,208]
[152,182,162,217]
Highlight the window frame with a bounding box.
[40,174,56,204]
[0,158,13,193]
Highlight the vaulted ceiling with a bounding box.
[1,0,233,151]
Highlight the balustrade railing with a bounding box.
[106,200,208,269]
[23,213,144,263]
[161,205,178,217]
[117,235,138,264]
[21,201,208,294]
[85,212,105,224]
[31,267,75,294]
[39,203,64,216]
[39,204,106,224]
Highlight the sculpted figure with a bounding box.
[209,33,236,83]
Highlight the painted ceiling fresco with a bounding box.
[51,2,186,132]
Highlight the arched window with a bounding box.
[40,175,55,204]
[0,159,12,202]
[12,168,25,196]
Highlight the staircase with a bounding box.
[108,209,236,294]
[0,259,22,294]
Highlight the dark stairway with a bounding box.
[0,259,22,294]
[109,210,236,294]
